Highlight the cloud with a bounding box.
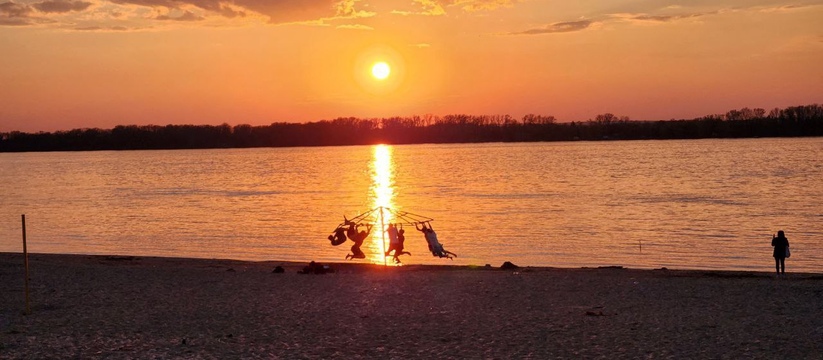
[74,24,132,31]
[109,0,176,7]
[630,14,673,22]
[393,0,519,15]
[0,1,53,25]
[2,0,99,27]
[391,0,445,16]
[452,0,520,12]
[507,3,797,35]
[506,2,822,37]
[510,20,594,35]
[216,5,245,18]
[240,0,344,23]
[2,0,518,28]
[108,0,376,25]
[8,0,817,30]
[33,0,93,13]
[332,0,375,20]
[156,9,203,21]
[625,11,715,23]
[758,4,820,13]
[336,0,360,17]
[109,0,374,24]
[335,23,372,30]
[1,1,33,18]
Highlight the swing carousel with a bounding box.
[326,206,457,265]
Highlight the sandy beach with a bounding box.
[1,253,821,359]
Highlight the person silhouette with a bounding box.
[328,226,347,246]
[385,224,411,263]
[771,230,790,275]
[416,222,456,259]
[397,226,410,257]
[344,216,358,240]
[345,223,372,260]
[415,222,433,252]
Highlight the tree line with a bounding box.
[1,104,821,152]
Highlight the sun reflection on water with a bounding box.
[369,144,395,264]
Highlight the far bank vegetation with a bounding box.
[1,104,821,152]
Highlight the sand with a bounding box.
[1,253,822,359]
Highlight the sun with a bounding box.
[354,46,404,94]
[371,62,391,80]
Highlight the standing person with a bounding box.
[771,230,790,275]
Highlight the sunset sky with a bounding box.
[1,0,821,132]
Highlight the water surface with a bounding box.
[1,138,821,272]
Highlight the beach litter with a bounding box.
[500,261,519,270]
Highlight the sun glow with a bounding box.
[371,62,391,80]
[354,45,406,95]
[369,144,395,263]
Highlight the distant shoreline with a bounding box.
[2,104,821,152]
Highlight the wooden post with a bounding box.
[379,207,387,267]
[22,214,31,315]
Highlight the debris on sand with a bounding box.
[500,261,519,270]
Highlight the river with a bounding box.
[1,138,821,272]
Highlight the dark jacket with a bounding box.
[772,235,789,259]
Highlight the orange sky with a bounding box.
[1,0,822,132]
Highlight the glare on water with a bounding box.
[368,144,395,264]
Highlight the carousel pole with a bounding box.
[379,206,387,267]
[22,214,31,315]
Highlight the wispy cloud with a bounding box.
[507,9,708,35]
[758,3,820,12]
[336,23,372,30]
[392,0,518,16]
[73,24,134,31]
[391,0,445,16]
[510,20,594,35]
[452,0,520,12]
[620,11,716,23]
[507,2,823,36]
